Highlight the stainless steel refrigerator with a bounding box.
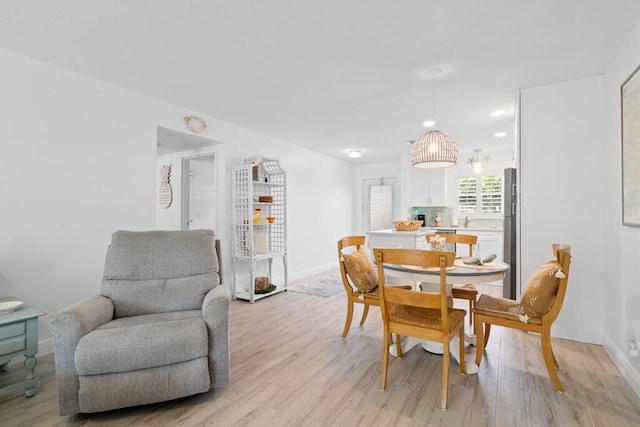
[503,167,517,299]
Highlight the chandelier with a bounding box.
[411,130,458,168]
[411,69,458,168]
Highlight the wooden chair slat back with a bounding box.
[373,248,455,326]
[542,244,572,323]
[337,236,367,292]
[426,233,477,256]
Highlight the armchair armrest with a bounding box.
[50,295,114,416]
[202,285,231,387]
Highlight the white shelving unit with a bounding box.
[231,156,287,302]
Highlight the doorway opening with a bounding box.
[361,177,399,232]
[182,154,217,230]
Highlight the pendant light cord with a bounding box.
[432,70,436,123]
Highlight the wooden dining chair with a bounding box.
[373,248,466,410]
[426,233,479,327]
[338,236,412,338]
[474,244,572,392]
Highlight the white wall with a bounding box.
[603,19,640,396]
[0,48,354,346]
[520,76,605,344]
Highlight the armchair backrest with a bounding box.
[101,229,221,318]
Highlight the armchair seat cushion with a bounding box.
[75,310,207,375]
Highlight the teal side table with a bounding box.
[0,299,46,398]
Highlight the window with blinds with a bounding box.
[482,176,503,213]
[458,175,503,214]
[458,177,477,212]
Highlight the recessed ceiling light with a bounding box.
[349,150,362,159]
[490,110,506,117]
[494,132,507,138]
[422,120,436,127]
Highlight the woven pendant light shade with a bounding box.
[411,130,458,168]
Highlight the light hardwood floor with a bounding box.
[2,282,640,426]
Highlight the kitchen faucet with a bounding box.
[464,216,470,228]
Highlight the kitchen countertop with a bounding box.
[423,226,503,232]
[367,226,503,234]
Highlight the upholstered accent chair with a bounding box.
[50,230,230,415]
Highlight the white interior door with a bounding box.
[362,177,399,232]
[182,154,217,230]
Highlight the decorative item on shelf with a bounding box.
[253,208,264,224]
[266,216,275,224]
[0,300,24,314]
[254,277,269,292]
[411,68,458,169]
[258,196,273,203]
[392,220,423,231]
[183,115,207,133]
[254,231,269,253]
[431,210,442,227]
[255,283,277,294]
[468,149,490,174]
[158,165,173,209]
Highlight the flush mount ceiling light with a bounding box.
[184,115,207,133]
[494,131,507,138]
[348,150,362,159]
[490,110,506,117]
[411,69,458,169]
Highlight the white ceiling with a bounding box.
[2,1,640,163]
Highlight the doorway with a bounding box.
[361,177,399,232]
[182,154,217,231]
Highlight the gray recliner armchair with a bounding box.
[51,229,230,415]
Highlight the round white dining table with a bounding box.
[381,259,510,374]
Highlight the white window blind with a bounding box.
[482,176,503,213]
[458,175,503,214]
[370,184,393,231]
[458,177,477,212]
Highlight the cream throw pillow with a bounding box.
[343,248,378,293]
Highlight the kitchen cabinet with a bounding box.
[454,230,504,261]
[366,229,429,254]
[231,156,287,303]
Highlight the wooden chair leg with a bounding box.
[459,327,466,374]
[441,334,450,410]
[484,323,492,347]
[469,300,473,327]
[395,334,403,358]
[359,303,370,327]
[342,299,354,338]
[475,317,484,366]
[541,326,563,392]
[381,327,390,390]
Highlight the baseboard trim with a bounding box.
[286,262,336,283]
[602,335,640,397]
[38,337,54,356]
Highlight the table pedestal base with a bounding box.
[388,334,479,375]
